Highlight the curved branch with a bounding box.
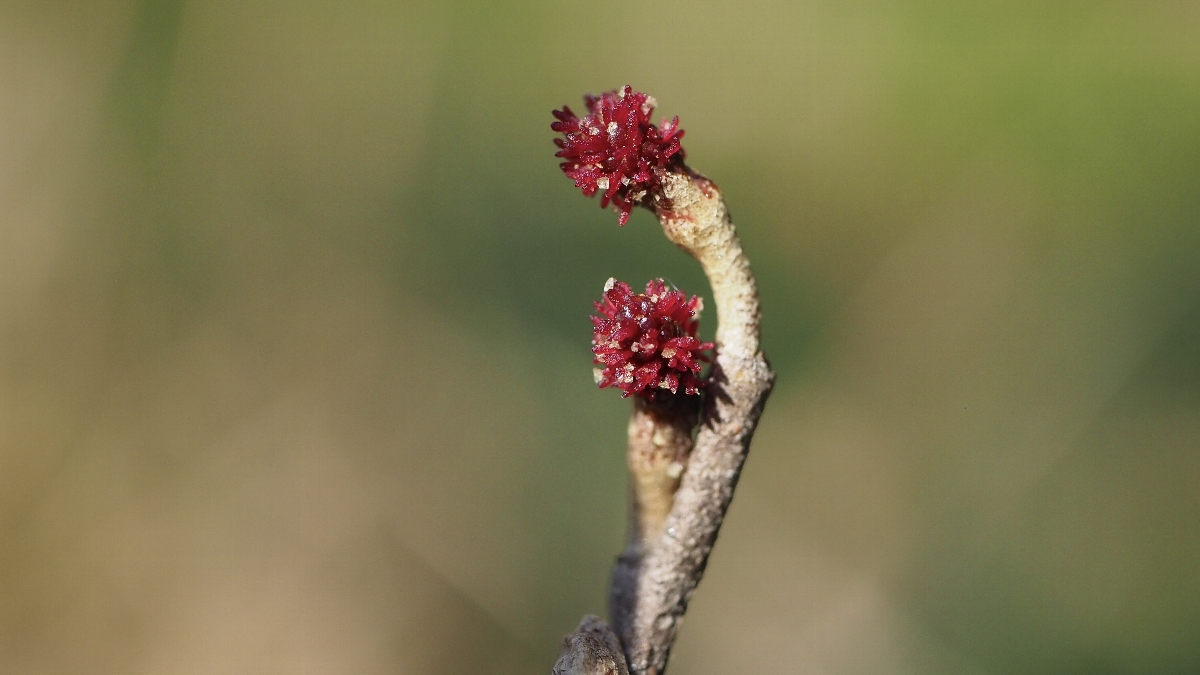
[609,167,775,675]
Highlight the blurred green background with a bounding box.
[2,1,1199,673]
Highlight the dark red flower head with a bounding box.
[552,86,686,225]
[591,278,713,398]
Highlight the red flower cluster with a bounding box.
[592,278,713,398]
[552,86,685,226]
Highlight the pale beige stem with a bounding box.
[656,169,763,364]
[626,397,698,547]
[559,166,773,675]
[611,167,775,675]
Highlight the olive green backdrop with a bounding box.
[2,1,1199,673]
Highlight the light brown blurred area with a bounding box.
[2,1,1199,673]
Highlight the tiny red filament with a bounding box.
[552,86,685,225]
[591,279,713,398]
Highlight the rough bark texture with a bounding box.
[554,616,630,675]
[609,168,775,675]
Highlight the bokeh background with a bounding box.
[3,1,1200,673]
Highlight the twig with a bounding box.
[625,394,700,547]
[553,88,774,675]
[609,168,774,675]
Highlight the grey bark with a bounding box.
[554,616,630,675]
[609,169,776,675]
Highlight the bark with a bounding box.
[608,167,775,675]
[625,395,700,547]
[554,616,630,675]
